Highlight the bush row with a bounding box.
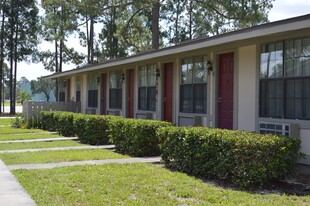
[39,111,302,187]
[157,126,302,188]
[39,111,171,156]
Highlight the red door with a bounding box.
[100,73,107,115]
[127,69,134,118]
[66,79,71,101]
[164,63,173,122]
[218,53,234,129]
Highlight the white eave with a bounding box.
[45,13,310,79]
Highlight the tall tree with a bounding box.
[30,77,54,102]
[5,0,39,114]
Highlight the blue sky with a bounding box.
[18,0,310,81]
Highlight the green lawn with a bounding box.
[13,163,310,206]
[0,140,86,151]
[0,118,13,125]
[0,149,128,165]
[0,126,46,135]
[0,132,66,141]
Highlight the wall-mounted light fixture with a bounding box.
[206,60,213,72]
[156,69,160,78]
[121,73,125,84]
[96,76,100,84]
[63,80,67,88]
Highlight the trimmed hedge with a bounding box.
[74,114,112,145]
[40,111,76,137]
[109,118,171,157]
[38,111,302,187]
[158,126,302,188]
[40,111,57,132]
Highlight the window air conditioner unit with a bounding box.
[146,113,153,119]
[259,122,299,138]
[114,110,121,116]
[194,116,202,126]
[85,108,96,114]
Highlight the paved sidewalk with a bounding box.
[0,160,35,206]
[0,145,115,154]
[0,137,78,144]
[9,157,161,170]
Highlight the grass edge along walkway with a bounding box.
[8,157,161,170]
[0,145,115,154]
[0,137,78,144]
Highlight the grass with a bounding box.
[0,149,128,165]
[13,163,310,206]
[0,132,66,141]
[0,118,13,125]
[0,140,87,151]
[0,126,46,135]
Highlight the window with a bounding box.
[260,37,310,120]
[59,80,66,102]
[109,71,122,109]
[180,56,208,113]
[138,65,157,111]
[88,75,98,107]
[76,78,81,102]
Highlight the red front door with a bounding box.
[164,63,173,122]
[127,69,134,118]
[100,73,107,115]
[66,79,71,101]
[218,53,234,129]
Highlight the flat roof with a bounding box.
[45,13,310,79]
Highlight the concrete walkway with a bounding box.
[0,137,78,144]
[8,157,161,170]
[0,160,35,206]
[0,145,115,154]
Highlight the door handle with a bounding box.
[217,97,222,103]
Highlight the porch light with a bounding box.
[121,73,125,83]
[206,61,213,71]
[63,80,66,88]
[156,69,160,78]
[96,76,100,84]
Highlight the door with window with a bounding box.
[218,53,234,129]
[66,79,71,101]
[100,73,107,115]
[127,69,134,118]
[164,63,173,122]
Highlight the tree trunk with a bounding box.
[189,0,193,39]
[9,0,14,114]
[90,16,94,63]
[151,0,160,50]
[0,0,6,113]
[175,0,180,44]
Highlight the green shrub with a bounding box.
[40,111,56,131]
[158,126,302,188]
[53,112,76,137]
[11,114,26,128]
[109,118,171,157]
[74,114,111,145]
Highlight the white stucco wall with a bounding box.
[237,45,257,131]
[300,129,310,164]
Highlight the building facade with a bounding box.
[46,14,310,165]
